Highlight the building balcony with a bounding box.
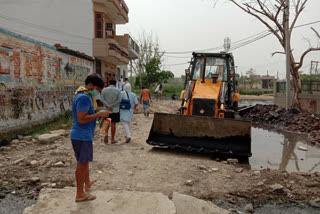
[128,35,139,60]
[93,0,129,24]
[93,38,129,65]
[114,34,139,60]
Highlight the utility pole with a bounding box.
[285,0,291,110]
[224,37,231,53]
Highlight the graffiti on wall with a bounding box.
[0,28,94,131]
[0,46,92,87]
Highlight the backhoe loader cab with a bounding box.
[181,52,239,118]
[147,52,252,158]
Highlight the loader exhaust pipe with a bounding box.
[201,54,206,83]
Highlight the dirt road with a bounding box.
[0,100,320,213]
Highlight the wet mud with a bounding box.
[255,203,320,214]
[0,193,35,214]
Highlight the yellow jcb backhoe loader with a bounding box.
[147,52,252,158]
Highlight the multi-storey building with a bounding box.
[117,35,140,80]
[92,0,139,84]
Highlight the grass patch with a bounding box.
[30,110,72,137]
[239,89,273,96]
[132,80,273,97]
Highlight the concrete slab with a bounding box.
[37,134,61,144]
[172,192,229,214]
[49,130,67,136]
[23,188,176,214]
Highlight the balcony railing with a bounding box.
[128,36,140,54]
[109,43,129,59]
[93,38,129,65]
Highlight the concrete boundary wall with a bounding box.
[0,28,94,144]
[274,82,320,115]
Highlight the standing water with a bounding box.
[250,127,320,173]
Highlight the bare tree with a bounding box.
[311,27,320,40]
[131,31,165,78]
[230,0,320,108]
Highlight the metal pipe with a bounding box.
[201,54,206,83]
[183,80,192,108]
[220,82,227,104]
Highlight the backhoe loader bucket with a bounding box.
[147,113,252,157]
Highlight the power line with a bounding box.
[1,26,91,45]
[136,29,272,55]
[229,32,272,51]
[146,20,320,55]
[228,20,320,52]
[163,55,191,59]
[163,62,189,67]
[0,13,91,40]
[162,29,272,55]
[294,20,320,29]
[163,30,271,57]
[1,10,319,55]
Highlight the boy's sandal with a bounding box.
[75,194,96,202]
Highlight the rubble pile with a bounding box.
[244,105,320,144]
[0,130,74,198]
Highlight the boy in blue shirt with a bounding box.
[71,73,109,202]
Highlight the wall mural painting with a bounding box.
[0,30,94,129]
[0,44,92,87]
[0,48,12,77]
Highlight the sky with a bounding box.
[0,0,319,79]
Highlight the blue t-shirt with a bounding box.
[70,92,96,142]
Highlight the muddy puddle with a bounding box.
[249,127,320,173]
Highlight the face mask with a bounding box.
[89,89,98,96]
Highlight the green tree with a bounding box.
[135,58,174,88]
[246,68,260,89]
[238,75,249,89]
[132,31,165,88]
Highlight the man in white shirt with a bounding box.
[100,79,122,144]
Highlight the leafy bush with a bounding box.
[239,89,273,96]
[300,74,320,81]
